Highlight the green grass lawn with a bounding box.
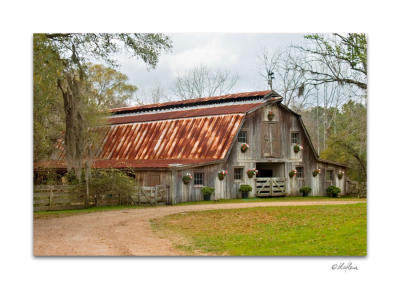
[152,203,367,256]
[176,196,362,206]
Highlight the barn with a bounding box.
[35,90,347,204]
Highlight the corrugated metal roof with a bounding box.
[111,90,272,114]
[100,114,244,162]
[110,102,264,125]
[42,114,246,169]
[36,90,282,170]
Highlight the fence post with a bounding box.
[270,179,272,194]
[49,186,53,211]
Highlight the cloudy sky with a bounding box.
[117,33,306,104]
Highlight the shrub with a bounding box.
[239,184,252,193]
[239,184,252,199]
[65,170,79,185]
[201,186,215,200]
[326,185,341,198]
[299,186,312,197]
[88,169,136,196]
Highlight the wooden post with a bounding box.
[49,186,53,210]
[170,169,177,205]
[270,179,273,195]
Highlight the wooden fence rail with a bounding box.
[34,185,170,211]
[255,177,286,197]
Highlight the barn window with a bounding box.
[194,172,204,185]
[295,166,304,178]
[326,170,334,181]
[237,130,248,143]
[291,132,300,144]
[234,168,243,180]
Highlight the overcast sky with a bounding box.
[117,33,306,104]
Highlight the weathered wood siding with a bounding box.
[137,102,346,203]
[172,164,224,203]
[223,103,346,197]
[134,170,171,187]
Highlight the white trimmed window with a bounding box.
[291,132,300,144]
[237,131,248,143]
[194,172,204,185]
[234,168,243,180]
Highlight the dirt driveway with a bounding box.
[34,200,365,256]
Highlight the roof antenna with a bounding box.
[268,71,275,90]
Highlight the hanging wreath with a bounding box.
[312,169,321,177]
[182,173,192,184]
[247,168,258,178]
[293,144,304,153]
[289,169,297,178]
[240,143,249,153]
[338,170,344,180]
[218,170,228,180]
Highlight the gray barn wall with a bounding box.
[132,102,346,203]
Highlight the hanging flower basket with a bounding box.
[247,168,258,178]
[338,170,344,180]
[312,169,321,177]
[218,170,228,180]
[240,143,249,153]
[267,111,275,121]
[289,169,297,178]
[182,173,192,184]
[293,144,303,153]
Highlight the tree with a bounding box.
[132,83,170,105]
[320,101,367,183]
[258,48,315,108]
[33,34,65,161]
[173,65,238,99]
[34,33,172,207]
[34,33,172,170]
[87,63,138,109]
[293,33,367,90]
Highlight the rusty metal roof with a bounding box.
[36,90,283,170]
[40,114,246,169]
[99,114,245,163]
[111,90,272,114]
